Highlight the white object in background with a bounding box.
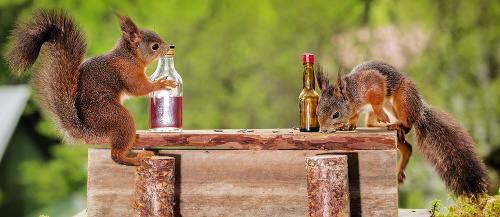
[0,85,30,162]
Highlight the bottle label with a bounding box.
[299,98,319,132]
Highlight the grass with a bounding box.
[430,188,500,217]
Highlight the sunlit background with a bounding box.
[1,0,499,216]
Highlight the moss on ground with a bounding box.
[430,189,500,217]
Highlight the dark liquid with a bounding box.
[149,96,182,130]
[300,127,320,132]
[299,97,319,132]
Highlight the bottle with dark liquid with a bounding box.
[299,53,319,132]
[149,45,183,132]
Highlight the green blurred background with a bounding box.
[0,0,499,216]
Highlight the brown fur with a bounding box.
[316,60,490,195]
[6,9,176,166]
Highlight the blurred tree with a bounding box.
[0,0,499,216]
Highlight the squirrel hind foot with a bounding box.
[111,150,154,166]
[398,170,406,185]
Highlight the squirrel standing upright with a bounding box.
[6,9,176,166]
[315,60,490,196]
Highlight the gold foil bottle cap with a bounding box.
[167,45,175,57]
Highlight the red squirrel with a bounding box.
[315,60,490,196]
[6,9,176,166]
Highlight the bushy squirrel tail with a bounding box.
[414,102,490,195]
[6,9,87,141]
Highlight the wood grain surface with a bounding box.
[86,128,397,150]
[88,148,398,216]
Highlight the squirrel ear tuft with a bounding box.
[333,66,345,97]
[315,65,330,94]
[112,9,143,45]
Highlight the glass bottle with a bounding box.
[149,45,183,132]
[299,53,319,132]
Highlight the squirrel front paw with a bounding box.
[336,123,356,131]
[376,112,390,124]
[157,77,177,90]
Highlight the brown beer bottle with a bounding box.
[299,53,319,132]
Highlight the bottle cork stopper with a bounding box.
[167,45,175,57]
[303,53,314,63]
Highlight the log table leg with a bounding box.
[306,155,350,217]
[133,156,175,217]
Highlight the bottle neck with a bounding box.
[160,56,175,68]
[166,56,175,71]
[151,56,176,81]
[303,62,315,90]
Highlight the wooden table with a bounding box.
[87,128,398,217]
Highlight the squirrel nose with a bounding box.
[319,127,336,134]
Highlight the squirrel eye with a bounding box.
[332,112,340,119]
[152,44,159,50]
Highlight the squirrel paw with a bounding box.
[387,124,408,137]
[376,112,391,124]
[336,123,356,131]
[137,150,154,159]
[387,124,400,131]
[157,77,178,90]
[136,151,154,168]
[398,169,406,185]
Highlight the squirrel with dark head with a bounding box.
[315,60,490,196]
[5,9,176,166]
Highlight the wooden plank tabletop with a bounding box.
[86,127,397,150]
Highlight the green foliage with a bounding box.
[0,188,3,206]
[430,199,444,216]
[0,0,499,215]
[430,192,500,217]
[19,145,87,207]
